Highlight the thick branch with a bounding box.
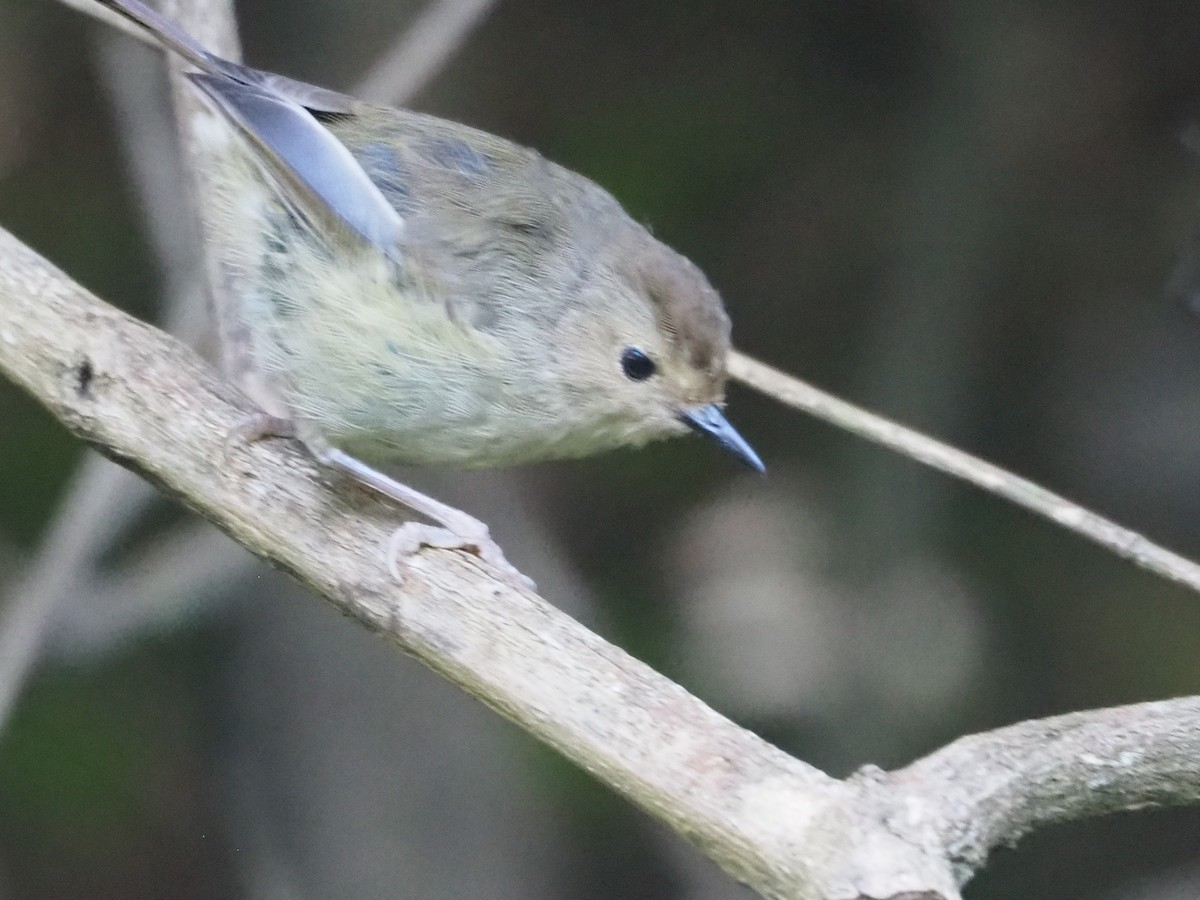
[7,220,1200,899]
[0,224,845,898]
[894,697,1200,884]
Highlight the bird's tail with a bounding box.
[92,0,227,74]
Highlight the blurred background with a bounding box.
[3,0,1200,897]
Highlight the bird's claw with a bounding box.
[387,522,536,591]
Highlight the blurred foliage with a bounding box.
[0,634,235,899]
[4,0,1200,898]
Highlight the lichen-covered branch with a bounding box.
[0,223,841,897]
[895,697,1200,884]
[6,218,1200,898]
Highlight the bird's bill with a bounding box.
[679,404,765,473]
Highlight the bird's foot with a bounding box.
[388,520,536,592]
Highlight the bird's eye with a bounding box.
[620,347,657,381]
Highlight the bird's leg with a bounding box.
[226,413,533,589]
[316,447,534,591]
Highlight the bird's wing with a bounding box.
[188,72,404,261]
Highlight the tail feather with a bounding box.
[90,0,357,114]
[91,0,225,74]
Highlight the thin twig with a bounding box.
[46,523,252,661]
[0,1,219,734]
[93,27,210,339]
[0,459,154,722]
[729,350,1200,595]
[354,0,501,105]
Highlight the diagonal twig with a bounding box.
[730,350,1200,595]
[354,0,502,105]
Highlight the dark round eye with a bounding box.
[620,347,657,381]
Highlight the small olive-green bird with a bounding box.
[92,0,762,584]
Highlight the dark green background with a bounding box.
[3,1,1200,897]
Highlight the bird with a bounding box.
[88,0,763,587]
